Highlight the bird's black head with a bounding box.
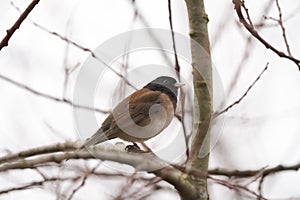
[144,76,179,109]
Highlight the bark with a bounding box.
[185,0,213,199]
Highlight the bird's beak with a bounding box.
[174,82,185,88]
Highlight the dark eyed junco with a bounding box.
[84,76,184,148]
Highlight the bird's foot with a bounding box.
[125,145,145,153]
[125,142,154,154]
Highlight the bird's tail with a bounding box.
[83,128,115,148]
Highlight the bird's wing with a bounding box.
[84,89,165,146]
[110,89,163,130]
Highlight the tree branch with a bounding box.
[168,0,189,160]
[0,142,198,199]
[2,141,299,198]
[67,164,99,200]
[9,1,137,90]
[0,0,40,50]
[0,141,78,165]
[208,176,267,200]
[275,0,292,56]
[232,0,300,70]
[209,163,300,178]
[0,176,81,195]
[0,73,110,114]
[214,62,269,117]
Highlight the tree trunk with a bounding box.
[185,0,212,199]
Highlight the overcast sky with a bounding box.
[0,0,300,199]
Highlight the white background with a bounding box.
[0,0,300,199]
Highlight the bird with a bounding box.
[83,76,184,148]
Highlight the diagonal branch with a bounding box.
[214,63,269,117]
[232,0,300,70]
[275,0,292,56]
[0,0,41,50]
[10,1,137,90]
[208,176,267,199]
[67,164,99,200]
[0,73,110,114]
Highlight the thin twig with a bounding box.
[263,1,292,57]
[0,0,40,50]
[209,176,267,200]
[31,22,137,90]
[209,163,300,178]
[43,120,68,140]
[168,0,180,72]
[255,3,300,28]
[232,0,300,70]
[129,0,173,68]
[221,36,252,107]
[114,172,137,200]
[168,0,189,159]
[241,0,253,27]
[275,0,292,56]
[0,176,81,195]
[0,73,110,114]
[123,176,162,199]
[214,63,269,117]
[63,62,80,101]
[67,164,99,200]
[216,0,273,117]
[258,175,266,198]
[10,1,137,90]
